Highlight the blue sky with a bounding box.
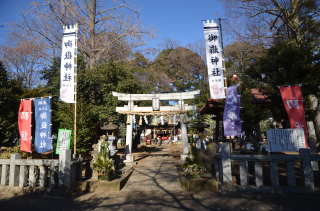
[0,0,225,50]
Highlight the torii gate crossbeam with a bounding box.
[113,90,200,165]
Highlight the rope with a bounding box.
[119,110,189,116]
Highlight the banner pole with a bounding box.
[74,23,78,158]
[219,17,234,173]
[218,18,228,96]
[299,84,309,142]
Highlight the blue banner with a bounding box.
[34,97,52,153]
[223,85,242,136]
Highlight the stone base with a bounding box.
[76,168,134,192]
[180,154,189,162]
[122,155,137,167]
[92,171,98,180]
[123,162,137,167]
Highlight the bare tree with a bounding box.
[8,0,155,69]
[224,41,264,74]
[219,0,320,45]
[0,40,45,89]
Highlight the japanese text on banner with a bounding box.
[18,100,32,152]
[60,26,76,103]
[279,85,308,148]
[203,21,225,99]
[34,98,52,153]
[223,85,242,136]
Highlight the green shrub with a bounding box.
[0,145,30,159]
[1,147,8,151]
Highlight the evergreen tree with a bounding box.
[0,61,22,146]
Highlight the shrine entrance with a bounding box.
[112,90,200,166]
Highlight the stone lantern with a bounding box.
[100,117,118,156]
[191,114,210,138]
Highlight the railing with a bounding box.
[214,143,320,190]
[0,149,82,192]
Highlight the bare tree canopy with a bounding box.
[219,0,320,45]
[224,41,263,74]
[0,40,45,89]
[8,0,155,69]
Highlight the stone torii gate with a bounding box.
[113,90,200,166]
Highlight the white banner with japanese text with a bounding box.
[60,25,76,103]
[203,20,225,99]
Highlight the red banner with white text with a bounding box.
[280,85,308,148]
[18,100,32,152]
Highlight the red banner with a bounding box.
[280,85,308,148]
[18,100,32,152]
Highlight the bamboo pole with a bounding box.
[219,18,234,174]
[74,23,78,158]
[218,18,227,96]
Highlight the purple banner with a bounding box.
[223,85,242,136]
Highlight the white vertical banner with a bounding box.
[60,25,76,103]
[203,20,225,99]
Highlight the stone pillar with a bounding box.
[29,165,36,188]
[75,162,82,182]
[123,101,136,166]
[9,154,21,186]
[239,161,247,186]
[58,149,71,191]
[254,162,263,187]
[40,166,48,188]
[286,162,296,188]
[270,162,279,187]
[125,101,134,155]
[70,163,76,188]
[307,121,319,171]
[179,99,189,161]
[49,164,57,190]
[125,116,133,155]
[221,143,232,185]
[1,164,9,185]
[180,114,188,154]
[299,148,314,188]
[19,165,29,187]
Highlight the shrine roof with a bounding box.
[198,88,271,115]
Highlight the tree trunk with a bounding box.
[88,0,96,69]
[310,95,320,151]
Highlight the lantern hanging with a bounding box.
[126,115,131,124]
[168,115,172,125]
[139,115,142,126]
[153,116,158,125]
